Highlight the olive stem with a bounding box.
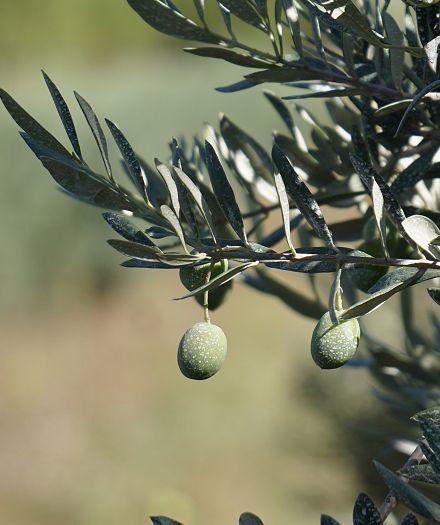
[203,263,214,324]
[204,249,440,272]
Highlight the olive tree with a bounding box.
[3,0,440,523]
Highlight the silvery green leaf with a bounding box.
[341,268,425,320]
[122,259,178,269]
[254,0,268,17]
[160,204,188,253]
[127,0,222,44]
[264,91,294,135]
[245,67,326,84]
[147,226,175,239]
[390,151,435,194]
[350,154,406,224]
[272,144,334,247]
[0,88,71,157]
[402,215,440,258]
[273,169,295,252]
[155,160,180,217]
[239,512,264,525]
[106,119,149,203]
[42,71,82,159]
[342,33,355,75]
[369,267,440,294]
[75,91,113,181]
[184,47,271,68]
[40,156,131,211]
[219,0,266,30]
[321,515,340,525]
[400,463,440,485]
[353,493,381,525]
[220,114,273,185]
[428,287,440,306]
[282,0,303,56]
[375,461,440,521]
[400,514,420,525]
[102,212,155,246]
[175,261,258,300]
[395,79,440,136]
[205,140,248,244]
[138,157,170,208]
[108,239,161,259]
[383,12,405,91]
[283,88,365,101]
[310,14,326,63]
[372,178,389,258]
[420,441,440,478]
[425,36,440,72]
[151,516,184,525]
[173,166,217,242]
[216,79,262,93]
[375,99,413,117]
[193,0,205,24]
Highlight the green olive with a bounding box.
[178,322,227,380]
[179,259,232,311]
[311,312,360,370]
[346,240,388,293]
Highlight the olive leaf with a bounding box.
[371,178,389,259]
[205,140,248,244]
[175,261,258,300]
[340,268,425,320]
[239,512,264,525]
[353,493,382,525]
[272,143,334,248]
[122,259,184,269]
[75,91,113,181]
[42,71,82,160]
[395,79,440,136]
[400,514,420,525]
[282,0,303,57]
[350,154,406,225]
[402,215,440,258]
[0,88,71,158]
[150,516,184,525]
[219,0,266,30]
[400,463,440,485]
[321,515,341,525]
[155,160,181,217]
[264,90,294,135]
[390,150,435,195]
[383,12,405,91]
[127,0,222,44]
[103,212,155,245]
[273,169,296,253]
[184,47,271,68]
[375,461,440,522]
[428,287,440,306]
[160,204,189,253]
[106,119,150,204]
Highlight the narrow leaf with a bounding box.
[160,204,188,253]
[42,71,82,159]
[205,140,248,244]
[272,143,334,247]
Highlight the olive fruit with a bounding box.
[179,259,232,311]
[311,312,360,370]
[178,322,227,380]
[346,240,388,293]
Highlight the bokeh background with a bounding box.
[0,2,398,524]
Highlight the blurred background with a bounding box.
[0,2,399,524]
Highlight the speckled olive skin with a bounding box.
[178,322,227,380]
[311,312,360,370]
[179,259,232,311]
